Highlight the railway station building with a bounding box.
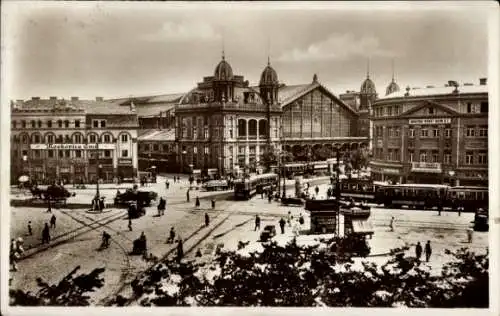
[10,97,139,184]
[369,78,488,186]
[122,54,371,176]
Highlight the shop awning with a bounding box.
[352,220,374,234]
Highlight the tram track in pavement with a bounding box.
[19,211,127,261]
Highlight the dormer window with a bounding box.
[428,108,434,115]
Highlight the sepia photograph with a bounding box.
[1,1,498,314]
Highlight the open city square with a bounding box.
[2,1,497,312]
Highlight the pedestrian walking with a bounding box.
[415,242,423,261]
[268,192,272,203]
[287,211,292,227]
[10,238,24,272]
[46,200,52,213]
[315,186,319,196]
[389,216,395,232]
[42,223,51,244]
[166,180,170,190]
[50,214,57,229]
[458,207,462,217]
[255,215,261,231]
[176,239,184,263]
[438,203,442,216]
[186,189,190,202]
[467,228,473,243]
[128,218,133,231]
[167,227,176,244]
[299,214,304,225]
[279,218,286,234]
[424,240,432,262]
[211,198,216,209]
[27,221,32,236]
[195,196,200,208]
[205,212,210,227]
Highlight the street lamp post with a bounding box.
[335,148,341,237]
[181,150,187,174]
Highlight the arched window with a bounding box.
[57,120,63,128]
[64,120,69,128]
[46,134,55,143]
[103,134,112,143]
[258,119,267,136]
[31,120,36,128]
[89,134,97,143]
[12,121,17,129]
[47,120,52,128]
[74,133,82,143]
[248,119,257,136]
[238,119,247,137]
[21,120,26,128]
[37,120,42,128]
[21,135,28,144]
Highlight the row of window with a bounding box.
[373,101,488,118]
[12,119,111,129]
[15,149,129,159]
[140,143,174,152]
[12,119,83,129]
[14,133,129,144]
[374,149,487,165]
[375,125,487,139]
[373,105,402,117]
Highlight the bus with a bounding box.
[446,186,488,211]
[375,183,448,209]
[234,173,279,200]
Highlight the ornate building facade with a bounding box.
[10,97,139,184]
[172,55,370,175]
[370,78,488,186]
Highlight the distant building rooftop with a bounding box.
[138,128,175,142]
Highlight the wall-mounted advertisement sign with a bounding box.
[118,158,133,165]
[408,118,451,125]
[30,144,115,150]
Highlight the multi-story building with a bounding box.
[137,129,176,173]
[10,97,139,184]
[172,55,369,175]
[370,78,488,186]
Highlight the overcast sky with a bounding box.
[2,2,493,100]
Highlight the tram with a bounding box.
[374,183,448,209]
[338,178,382,202]
[234,173,279,200]
[446,186,488,211]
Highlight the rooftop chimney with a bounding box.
[479,78,487,85]
[448,80,458,87]
[32,97,40,100]
[50,96,57,100]
[130,100,136,113]
[71,96,79,101]
[95,97,103,102]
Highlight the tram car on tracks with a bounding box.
[336,179,383,202]
[234,173,278,200]
[374,183,448,209]
[446,186,488,211]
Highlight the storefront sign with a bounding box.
[408,118,451,125]
[382,168,400,175]
[118,158,133,165]
[411,162,442,173]
[30,144,115,150]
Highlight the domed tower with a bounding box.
[213,51,234,102]
[359,61,377,111]
[259,57,279,105]
[385,60,400,96]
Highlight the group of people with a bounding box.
[91,196,106,212]
[415,240,433,262]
